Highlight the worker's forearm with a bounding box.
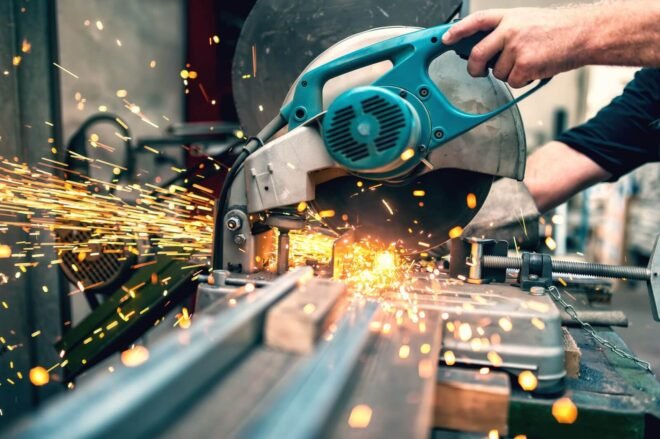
[580,1,660,67]
[523,141,611,213]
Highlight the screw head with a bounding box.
[399,90,407,98]
[233,233,246,245]
[433,129,444,139]
[419,87,429,97]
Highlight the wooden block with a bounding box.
[265,277,347,354]
[434,367,510,435]
[562,327,581,378]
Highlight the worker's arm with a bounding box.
[523,141,611,212]
[527,68,660,212]
[442,1,660,87]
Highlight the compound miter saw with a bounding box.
[195,22,582,391]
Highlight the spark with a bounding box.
[21,39,31,53]
[466,193,477,209]
[448,226,464,239]
[252,45,257,78]
[519,208,528,237]
[443,350,456,366]
[518,371,538,391]
[29,367,49,386]
[120,345,149,367]
[498,317,513,332]
[381,199,394,215]
[399,148,415,161]
[552,397,578,424]
[348,404,373,429]
[53,62,79,79]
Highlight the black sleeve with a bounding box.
[556,68,660,181]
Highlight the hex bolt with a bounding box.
[233,234,246,245]
[226,216,242,231]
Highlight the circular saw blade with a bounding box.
[313,169,492,252]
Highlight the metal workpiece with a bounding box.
[7,267,314,439]
[237,301,380,439]
[196,270,276,311]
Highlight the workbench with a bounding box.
[433,327,660,438]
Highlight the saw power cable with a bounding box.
[212,114,287,270]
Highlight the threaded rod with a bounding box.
[482,255,651,281]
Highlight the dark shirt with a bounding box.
[557,68,660,181]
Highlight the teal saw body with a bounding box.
[282,23,548,181]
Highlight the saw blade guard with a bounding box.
[281,23,547,180]
[281,26,529,182]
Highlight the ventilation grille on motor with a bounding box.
[325,95,407,164]
[325,106,369,162]
[360,95,406,152]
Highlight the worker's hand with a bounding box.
[442,7,587,88]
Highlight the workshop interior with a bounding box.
[0,0,658,438]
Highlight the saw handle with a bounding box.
[450,30,500,70]
[281,23,550,147]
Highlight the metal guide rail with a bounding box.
[7,267,441,439]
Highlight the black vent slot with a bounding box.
[361,96,405,152]
[325,105,369,162]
